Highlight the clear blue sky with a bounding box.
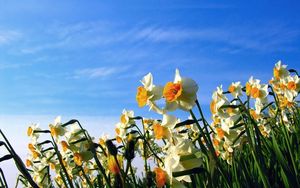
[0,1,299,185]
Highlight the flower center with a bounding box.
[154,167,167,188]
[216,128,224,139]
[163,82,182,102]
[287,81,296,90]
[136,86,149,107]
[74,153,83,166]
[251,87,260,98]
[246,83,252,96]
[61,141,69,152]
[210,100,216,114]
[153,123,169,140]
[27,127,33,137]
[273,68,280,79]
[228,85,236,93]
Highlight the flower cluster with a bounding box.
[16,61,299,188]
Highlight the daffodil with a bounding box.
[228,81,242,98]
[136,73,164,114]
[49,116,66,140]
[154,167,168,188]
[273,60,289,80]
[164,136,202,183]
[27,123,41,141]
[163,69,198,111]
[246,77,269,113]
[153,123,170,140]
[210,86,230,117]
[283,75,300,102]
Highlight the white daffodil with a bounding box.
[164,136,202,184]
[220,114,240,134]
[65,123,82,143]
[228,81,242,98]
[246,77,269,113]
[246,76,260,96]
[49,116,66,141]
[161,114,178,129]
[163,69,198,111]
[136,73,164,114]
[210,86,230,117]
[273,60,289,80]
[120,109,135,126]
[27,123,41,141]
[283,75,300,102]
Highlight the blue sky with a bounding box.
[0,1,300,185]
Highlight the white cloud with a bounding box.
[133,25,300,52]
[0,30,22,45]
[72,66,129,79]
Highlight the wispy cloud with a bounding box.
[18,21,300,55]
[134,24,300,52]
[72,66,129,79]
[0,30,22,45]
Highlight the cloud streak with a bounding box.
[0,30,22,45]
[72,66,129,79]
[17,21,300,56]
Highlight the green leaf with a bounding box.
[81,151,93,162]
[175,119,200,129]
[172,167,205,177]
[61,119,78,127]
[0,155,13,162]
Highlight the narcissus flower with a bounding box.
[164,136,202,183]
[210,86,229,116]
[228,81,242,98]
[283,75,300,102]
[27,124,41,141]
[273,60,289,80]
[154,167,168,188]
[61,141,69,152]
[246,77,269,113]
[120,109,134,125]
[49,116,66,139]
[136,73,163,113]
[153,123,170,140]
[74,152,83,166]
[163,69,198,111]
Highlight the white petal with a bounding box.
[174,69,182,83]
[162,114,177,129]
[54,116,61,125]
[141,73,153,90]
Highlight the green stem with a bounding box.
[51,136,74,188]
[129,163,138,188]
[80,167,93,188]
[0,130,39,188]
[75,120,112,188]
